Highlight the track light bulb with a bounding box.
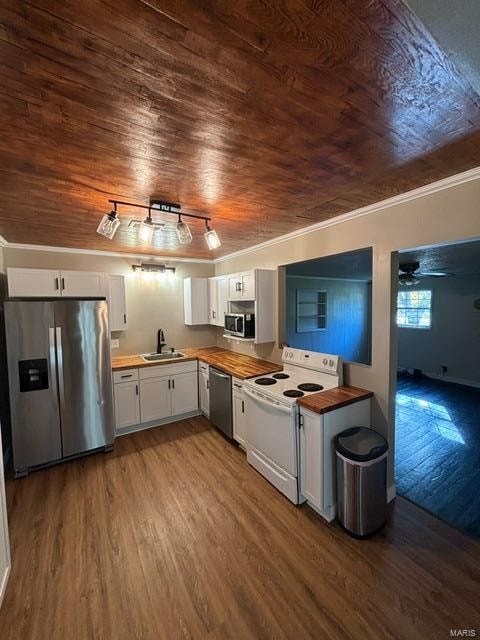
[97,210,120,239]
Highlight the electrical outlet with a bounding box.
[111,338,120,349]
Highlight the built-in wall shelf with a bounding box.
[296,289,327,333]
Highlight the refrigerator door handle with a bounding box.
[48,327,58,397]
[55,326,66,410]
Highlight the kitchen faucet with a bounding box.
[157,329,166,354]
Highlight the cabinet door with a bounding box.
[233,391,247,447]
[0,426,11,606]
[108,275,128,331]
[299,410,323,510]
[61,270,106,297]
[140,377,171,423]
[114,381,140,431]
[199,371,210,417]
[241,272,255,299]
[208,278,218,325]
[228,275,242,300]
[171,371,198,416]
[7,267,61,297]
[184,278,209,325]
[216,277,227,327]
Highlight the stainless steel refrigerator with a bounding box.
[4,298,115,477]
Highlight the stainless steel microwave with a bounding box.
[224,313,255,338]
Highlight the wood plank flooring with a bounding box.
[0,416,479,639]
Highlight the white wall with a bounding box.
[215,174,480,488]
[398,275,480,386]
[3,248,217,356]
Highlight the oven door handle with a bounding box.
[243,387,293,414]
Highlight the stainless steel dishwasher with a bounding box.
[209,366,233,438]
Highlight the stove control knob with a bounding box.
[323,358,328,365]
[329,359,334,367]
[288,351,293,358]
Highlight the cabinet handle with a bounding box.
[135,384,139,396]
[54,277,59,290]
[124,313,127,324]
[121,374,132,379]
[168,379,171,390]
[242,400,244,414]
[212,310,216,319]
[61,277,65,290]
[172,379,175,390]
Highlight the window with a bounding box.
[397,290,432,329]
[296,289,327,332]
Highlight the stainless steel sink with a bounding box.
[140,351,185,362]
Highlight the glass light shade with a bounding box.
[204,228,221,250]
[138,219,154,243]
[399,273,420,286]
[176,220,193,244]
[96,212,120,239]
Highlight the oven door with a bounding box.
[243,387,297,476]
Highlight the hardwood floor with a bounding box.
[1,417,479,639]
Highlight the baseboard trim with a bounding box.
[397,368,480,389]
[387,483,396,503]
[115,410,202,437]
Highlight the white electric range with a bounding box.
[241,347,343,504]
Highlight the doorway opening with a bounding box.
[394,239,480,538]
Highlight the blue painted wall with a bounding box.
[285,276,372,364]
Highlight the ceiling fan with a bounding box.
[399,261,450,286]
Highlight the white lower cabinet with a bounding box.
[299,399,371,521]
[199,363,209,417]
[114,380,140,430]
[232,378,247,447]
[171,371,198,415]
[114,361,199,434]
[140,377,171,423]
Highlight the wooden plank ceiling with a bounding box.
[1,0,480,259]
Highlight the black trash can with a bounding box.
[335,427,388,538]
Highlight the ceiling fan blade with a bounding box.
[418,271,451,277]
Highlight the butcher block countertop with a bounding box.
[111,347,282,380]
[297,385,373,415]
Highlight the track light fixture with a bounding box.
[98,199,221,249]
[96,202,120,239]
[176,214,193,245]
[204,220,221,250]
[132,263,176,274]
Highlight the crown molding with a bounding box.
[213,165,480,264]
[0,241,214,264]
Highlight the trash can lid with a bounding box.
[335,427,388,462]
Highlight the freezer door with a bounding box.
[54,300,114,456]
[4,301,62,471]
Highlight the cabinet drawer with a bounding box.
[139,360,198,380]
[113,368,139,383]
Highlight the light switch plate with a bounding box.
[111,338,120,349]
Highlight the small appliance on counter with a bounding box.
[4,298,115,477]
[224,313,255,339]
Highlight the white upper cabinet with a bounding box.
[107,275,128,331]
[61,270,106,297]
[7,268,62,297]
[227,271,256,300]
[208,276,228,327]
[184,277,209,325]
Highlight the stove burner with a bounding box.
[273,373,290,379]
[283,389,304,398]
[297,383,324,392]
[255,377,277,386]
